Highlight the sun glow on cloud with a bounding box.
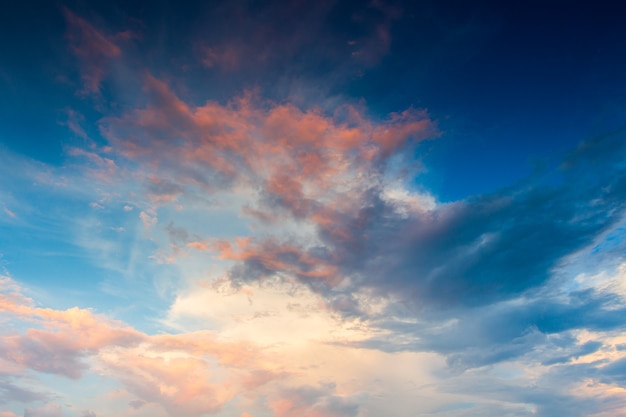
[1,1,626,417]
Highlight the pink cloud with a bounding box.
[238,369,286,391]
[3,208,16,218]
[0,278,284,417]
[206,238,339,285]
[0,286,144,379]
[139,210,157,229]
[348,0,402,65]
[66,147,118,182]
[63,8,130,94]
[61,108,90,140]
[372,108,436,156]
[81,74,438,294]
[103,351,233,416]
[149,331,267,368]
[99,75,437,222]
[200,44,242,71]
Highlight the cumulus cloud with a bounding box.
[0,277,287,417]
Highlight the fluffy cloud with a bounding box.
[3,274,404,417]
[0,277,285,416]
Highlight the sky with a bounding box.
[1,1,626,416]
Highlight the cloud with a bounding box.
[23,403,63,417]
[0,277,287,417]
[352,272,626,369]
[599,356,626,385]
[100,349,233,416]
[62,7,132,94]
[0,378,49,404]
[348,0,402,65]
[190,0,404,76]
[99,75,436,201]
[66,148,118,182]
[0,296,143,379]
[200,44,243,72]
[270,383,361,417]
[217,130,626,315]
[89,75,439,294]
[3,208,16,219]
[139,210,158,229]
[128,399,145,409]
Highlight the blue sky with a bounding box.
[1,1,626,417]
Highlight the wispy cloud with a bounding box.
[63,7,133,95]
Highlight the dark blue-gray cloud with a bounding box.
[599,357,626,385]
[275,382,361,417]
[225,124,626,406]
[229,129,626,312]
[0,378,50,404]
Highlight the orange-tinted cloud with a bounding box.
[90,74,438,297]
[100,74,437,222]
[0,278,284,416]
[102,350,233,416]
[0,279,143,379]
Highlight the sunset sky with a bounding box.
[1,1,626,416]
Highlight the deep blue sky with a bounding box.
[2,0,625,200]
